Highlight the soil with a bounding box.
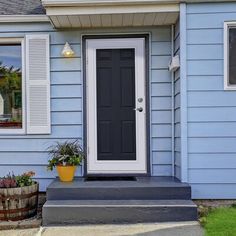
[194,200,236,208]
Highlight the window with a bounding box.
[0,35,50,135]
[224,22,236,90]
[0,39,25,133]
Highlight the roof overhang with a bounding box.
[42,0,179,28]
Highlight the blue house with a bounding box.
[0,0,236,224]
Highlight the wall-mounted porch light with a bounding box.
[61,42,75,57]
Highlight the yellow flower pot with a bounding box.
[56,165,77,182]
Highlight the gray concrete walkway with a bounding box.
[0,222,203,236]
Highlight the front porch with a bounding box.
[43,177,197,225]
[40,0,191,225]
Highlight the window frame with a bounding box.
[0,38,26,134]
[224,21,236,90]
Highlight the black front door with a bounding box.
[96,49,136,161]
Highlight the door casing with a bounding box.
[83,35,150,175]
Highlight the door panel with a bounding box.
[96,49,136,161]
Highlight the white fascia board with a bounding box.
[42,0,236,7]
[42,0,180,7]
[185,0,236,2]
[46,4,179,16]
[0,15,50,23]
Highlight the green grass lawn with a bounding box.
[204,207,236,236]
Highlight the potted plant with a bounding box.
[47,140,84,182]
[0,171,38,221]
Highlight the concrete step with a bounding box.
[42,199,198,226]
[46,177,192,200]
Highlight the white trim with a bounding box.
[46,4,179,16]
[180,3,188,182]
[43,0,180,7]
[43,0,236,7]
[224,21,236,90]
[0,38,26,135]
[0,15,49,23]
[86,38,147,174]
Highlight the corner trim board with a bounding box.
[180,3,188,183]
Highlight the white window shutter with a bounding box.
[25,34,51,134]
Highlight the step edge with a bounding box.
[44,204,197,208]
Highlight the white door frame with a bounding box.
[86,38,147,174]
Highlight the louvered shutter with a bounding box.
[25,35,51,134]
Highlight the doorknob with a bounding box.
[133,107,143,112]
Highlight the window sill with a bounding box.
[0,128,25,135]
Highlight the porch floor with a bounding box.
[46,177,191,200]
[48,176,189,189]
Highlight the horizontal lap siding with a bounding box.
[0,24,173,190]
[151,27,172,176]
[187,3,236,198]
[0,23,83,191]
[174,19,181,180]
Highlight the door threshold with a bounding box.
[84,176,137,182]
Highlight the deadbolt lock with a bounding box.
[138,98,143,103]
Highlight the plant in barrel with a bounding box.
[0,172,38,221]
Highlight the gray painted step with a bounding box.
[47,177,191,200]
[43,199,198,226]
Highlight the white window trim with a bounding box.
[224,21,236,90]
[0,38,26,134]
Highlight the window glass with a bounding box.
[229,28,236,85]
[0,44,22,128]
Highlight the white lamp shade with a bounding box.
[61,42,75,57]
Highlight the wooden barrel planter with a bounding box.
[0,183,39,221]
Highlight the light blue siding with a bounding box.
[52,112,82,125]
[51,71,82,85]
[187,2,236,199]
[187,13,236,29]
[187,29,223,44]
[0,23,83,191]
[188,107,236,122]
[191,184,236,199]
[151,56,171,69]
[189,154,236,168]
[188,60,223,76]
[187,45,223,60]
[150,27,173,176]
[188,76,223,91]
[51,98,82,111]
[0,23,173,190]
